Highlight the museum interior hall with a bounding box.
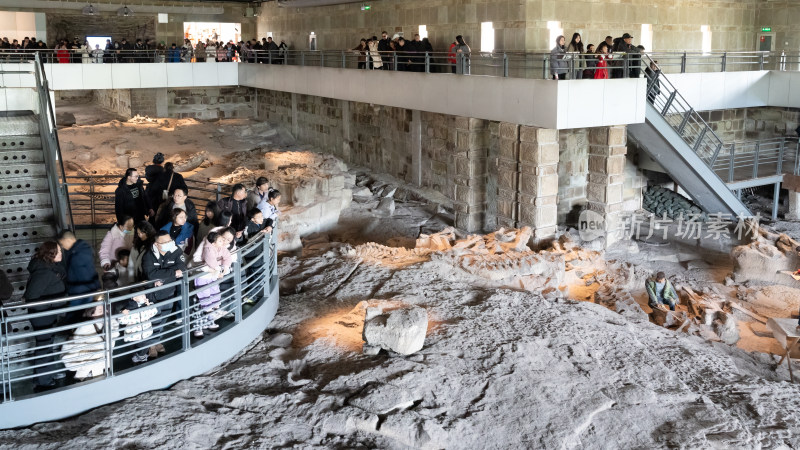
[1,0,800,447]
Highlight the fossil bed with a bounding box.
[3,104,800,448]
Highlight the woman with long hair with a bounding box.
[454,35,471,75]
[593,42,610,79]
[128,220,157,282]
[566,33,585,79]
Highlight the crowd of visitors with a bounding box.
[549,32,653,80]
[3,160,280,391]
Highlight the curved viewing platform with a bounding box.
[0,229,279,429]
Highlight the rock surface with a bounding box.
[363,305,428,355]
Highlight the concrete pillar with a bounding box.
[518,126,559,243]
[586,125,628,247]
[787,190,800,220]
[452,117,489,232]
[411,109,422,186]
[495,122,520,229]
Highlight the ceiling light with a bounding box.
[117,5,134,17]
[81,4,98,15]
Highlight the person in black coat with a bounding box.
[115,168,153,224]
[218,183,249,239]
[58,231,100,323]
[141,231,187,358]
[147,162,188,218]
[24,241,67,389]
[145,152,165,184]
[377,31,391,70]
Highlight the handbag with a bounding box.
[162,172,174,201]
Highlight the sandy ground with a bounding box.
[4,103,800,447]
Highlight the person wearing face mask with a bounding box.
[140,231,187,362]
[99,215,134,271]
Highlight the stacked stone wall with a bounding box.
[168,87,255,120]
[699,107,800,142]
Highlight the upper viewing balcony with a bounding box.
[0,50,796,128]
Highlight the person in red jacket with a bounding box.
[594,42,610,79]
[448,40,457,74]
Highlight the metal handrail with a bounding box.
[1,228,276,402]
[5,48,794,79]
[32,53,73,233]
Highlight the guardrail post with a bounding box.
[753,142,760,179]
[1,312,8,401]
[393,51,398,71]
[103,291,114,378]
[728,143,735,182]
[425,52,430,73]
[320,52,324,67]
[759,53,765,71]
[89,178,96,226]
[233,257,243,323]
[301,51,305,66]
[542,55,548,80]
[503,52,509,77]
[623,53,629,78]
[215,183,221,202]
[341,50,346,68]
[181,273,191,350]
[680,52,687,73]
[262,233,271,299]
[721,52,727,72]
[778,137,785,175]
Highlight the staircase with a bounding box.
[0,57,72,301]
[628,55,751,217]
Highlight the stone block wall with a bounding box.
[256,89,293,127]
[586,125,630,247]
[351,104,413,183]
[93,89,132,117]
[557,129,589,226]
[168,87,256,120]
[699,106,800,142]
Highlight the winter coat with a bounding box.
[193,226,238,266]
[167,47,180,63]
[117,294,157,342]
[448,43,457,64]
[550,44,568,76]
[368,40,383,68]
[155,198,198,231]
[114,177,152,224]
[128,245,148,282]
[594,55,609,79]
[141,246,187,302]
[161,222,195,250]
[64,239,101,295]
[196,220,216,245]
[195,43,206,60]
[24,257,66,301]
[567,43,585,69]
[218,196,248,232]
[61,304,119,378]
[147,169,188,214]
[145,164,164,184]
[24,257,67,329]
[99,224,134,268]
[646,278,677,306]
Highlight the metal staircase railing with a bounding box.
[643,54,727,168]
[33,52,73,233]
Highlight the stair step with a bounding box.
[0,135,42,150]
[0,114,39,136]
[0,177,50,194]
[0,222,56,243]
[0,191,52,212]
[0,206,54,228]
[0,162,47,179]
[0,148,44,165]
